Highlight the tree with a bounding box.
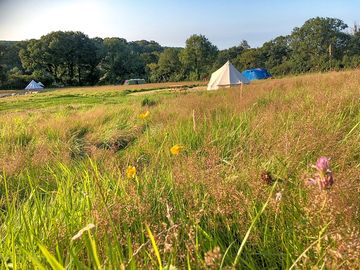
[261,36,292,74]
[99,38,144,84]
[149,48,182,82]
[0,41,23,71]
[71,33,101,85]
[289,17,350,72]
[234,48,265,71]
[130,40,163,55]
[129,40,163,80]
[0,45,6,88]
[342,32,360,68]
[348,32,360,56]
[213,40,250,70]
[19,31,99,86]
[0,64,6,88]
[180,35,218,80]
[0,41,28,89]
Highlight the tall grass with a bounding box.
[0,71,359,269]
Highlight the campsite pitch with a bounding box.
[0,71,359,269]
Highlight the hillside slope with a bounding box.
[0,71,359,269]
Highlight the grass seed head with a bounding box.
[71,223,96,241]
[204,246,222,269]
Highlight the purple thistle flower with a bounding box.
[309,156,334,190]
[316,156,330,173]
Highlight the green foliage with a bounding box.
[0,40,23,70]
[141,97,157,107]
[347,32,360,56]
[149,48,183,82]
[0,64,6,85]
[0,41,27,89]
[261,36,292,75]
[234,48,265,71]
[99,38,144,85]
[179,34,218,80]
[289,17,350,72]
[19,31,100,86]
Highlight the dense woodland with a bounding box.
[1,17,360,89]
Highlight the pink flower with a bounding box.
[308,156,334,190]
[316,156,330,173]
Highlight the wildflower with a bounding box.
[71,223,95,241]
[260,171,273,185]
[126,165,137,178]
[139,110,150,120]
[316,156,330,175]
[308,156,334,189]
[275,191,282,201]
[170,144,184,155]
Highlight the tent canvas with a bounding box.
[124,79,146,85]
[242,68,272,81]
[25,80,44,90]
[207,61,250,90]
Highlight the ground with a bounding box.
[0,72,359,269]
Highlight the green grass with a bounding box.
[0,72,359,269]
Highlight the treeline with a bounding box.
[1,17,360,89]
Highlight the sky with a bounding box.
[0,0,359,49]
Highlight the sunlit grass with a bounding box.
[0,71,359,269]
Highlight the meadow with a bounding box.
[0,71,359,269]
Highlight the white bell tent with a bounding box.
[25,80,44,90]
[207,61,249,90]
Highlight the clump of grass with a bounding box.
[141,97,158,107]
[68,126,89,158]
[96,130,139,152]
[15,131,33,147]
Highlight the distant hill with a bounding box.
[0,40,18,46]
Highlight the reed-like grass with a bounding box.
[0,71,359,269]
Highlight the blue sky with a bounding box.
[0,0,359,49]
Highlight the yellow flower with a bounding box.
[126,165,136,178]
[170,144,184,155]
[139,110,150,120]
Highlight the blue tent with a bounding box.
[242,68,272,81]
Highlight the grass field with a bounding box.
[0,71,359,269]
